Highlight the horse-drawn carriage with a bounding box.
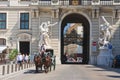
[34,49,56,73]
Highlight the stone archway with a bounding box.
[17,33,32,41]
[61,13,90,64]
[17,33,32,55]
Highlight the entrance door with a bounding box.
[19,41,30,55]
[61,13,90,64]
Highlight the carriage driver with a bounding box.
[40,44,46,58]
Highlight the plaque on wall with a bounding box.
[72,0,79,5]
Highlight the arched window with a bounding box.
[0,38,6,45]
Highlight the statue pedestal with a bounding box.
[97,47,113,67]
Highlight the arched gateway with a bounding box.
[61,13,90,64]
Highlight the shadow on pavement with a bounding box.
[23,69,45,74]
[85,65,120,74]
[85,65,120,79]
[107,75,120,79]
[95,65,120,73]
[85,65,97,68]
[93,69,107,71]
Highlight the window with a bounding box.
[0,0,8,1]
[92,0,99,2]
[0,13,6,29]
[39,0,51,1]
[20,13,29,29]
[100,0,112,1]
[114,0,120,3]
[0,38,6,45]
[20,0,31,1]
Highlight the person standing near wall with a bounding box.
[16,53,23,67]
[25,54,29,63]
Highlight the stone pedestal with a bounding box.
[97,47,113,67]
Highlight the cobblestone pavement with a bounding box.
[0,64,120,80]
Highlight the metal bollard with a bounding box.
[15,64,17,72]
[27,63,28,68]
[21,64,23,70]
[11,64,13,73]
[7,65,9,74]
[2,66,5,75]
[29,63,30,67]
[18,64,20,71]
[24,63,26,69]
[25,64,27,69]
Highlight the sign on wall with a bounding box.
[92,41,97,52]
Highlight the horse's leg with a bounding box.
[46,62,51,73]
[45,67,48,73]
[49,64,51,71]
[40,64,42,71]
[43,63,48,73]
[48,60,52,71]
[35,65,38,73]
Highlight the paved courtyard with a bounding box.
[0,64,120,80]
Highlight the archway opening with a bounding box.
[61,13,90,64]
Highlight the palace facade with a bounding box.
[0,0,120,64]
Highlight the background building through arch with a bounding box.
[61,13,90,64]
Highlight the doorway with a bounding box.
[19,41,30,55]
[61,13,90,64]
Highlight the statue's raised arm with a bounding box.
[101,16,113,30]
[39,21,58,33]
[47,21,58,27]
[101,16,110,26]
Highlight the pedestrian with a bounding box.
[16,53,23,67]
[25,54,29,63]
[22,54,25,63]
